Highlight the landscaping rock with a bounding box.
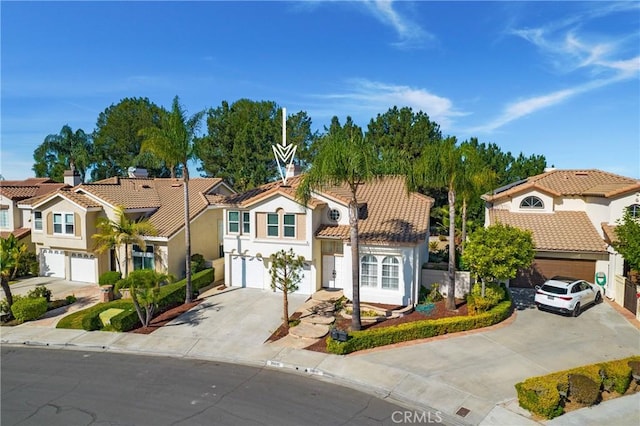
[301,314,335,325]
[289,322,330,339]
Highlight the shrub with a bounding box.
[27,285,52,302]
[516,357,640,419]
[56,299,133,330]
[81,310,103,331]
[515,377,564,419]
[327,296,512,354]
[16,251,38,277]
[11,297,47,322]
[428,241,439,252]
[99,271,122,286]
[190,253,206,273]
[600,359,632,394]
[65,294,77,304]
[0,295,23,314]
[467,282,505,315]
[569,374,601,405]
[425,283,444,303]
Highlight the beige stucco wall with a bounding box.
[165,208,222,279]
[32,198,89,250]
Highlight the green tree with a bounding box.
[462,223,535,296]
[410,137,462,310]
[0,235,26,314]
[270,249,305,334]
[613,209,640,273]
[92,97,168,180]
[117,269,173,327]
[196,99,316,191]
[32,125,92,182]
[139,95,204,303]
[297,116,380,331]
[92,206,158,278]
[367,106,442,164]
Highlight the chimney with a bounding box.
[63,169,82,187]
[285,164,300,179]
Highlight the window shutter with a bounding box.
[46,212,53,235]
[74,213,81,237]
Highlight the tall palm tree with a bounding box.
[410,137,462,311]
[297,117,380,331]
[458,143,497,253]
[0,235,22,312]
[92,206,158,278]
[139,96,204,303]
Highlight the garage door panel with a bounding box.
[231,256,264,289]
[512,258,596,288]
[70,253,96,283]
[41,249,65,278]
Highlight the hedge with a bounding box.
[327,293,513,355]
[99,271,122,286]
[57,268,214,331]
[11,297,48,322]
[515,355,640,419]
[104,268,214,332]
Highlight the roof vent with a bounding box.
[171,183,182,188]
[575,172,589,177]
[142,184,151,189]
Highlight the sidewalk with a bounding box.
[1,287,639,426]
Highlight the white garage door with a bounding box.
[231,255,265,289]
[41,249,65,278]
[70,253,97,283]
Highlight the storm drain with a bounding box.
[456,407,470,417]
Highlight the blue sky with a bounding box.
[2,1,639,181]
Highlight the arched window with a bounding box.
[381,257,399,290]
[520,196,544,209]
[361,255,377,287]
[628,204,640,218]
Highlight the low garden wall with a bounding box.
[421,268,473,298]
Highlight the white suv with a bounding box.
[534,276,602,317]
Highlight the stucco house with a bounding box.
[216,174,433,306]
[0,177,68,247]
[18,171,234,284]
[482,168,640,313]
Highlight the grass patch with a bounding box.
[56,300,133,330]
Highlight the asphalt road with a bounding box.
[1,347,438,426]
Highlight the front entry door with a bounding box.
[322,255,342,288]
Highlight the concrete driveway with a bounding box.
[354,288,640,425]
[3,276,98,301]
[152,287,308,357]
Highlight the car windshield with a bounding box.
[541,284,567,295]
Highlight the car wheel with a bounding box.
[572,303,581,317]
[595,292,602,304]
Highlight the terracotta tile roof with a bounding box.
[226,175,432,244]
[20,188,103,209]
[488,209,607,253]
[0,228,31,240]
[602,223,618,245]
[219,175,325,209]
[322,176,433,244]
[0,180,67,201]
[484,169,640,202]
[80,177,223,237]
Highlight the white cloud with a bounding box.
[475,3,640,133]
[362,0,432,49]
[316,79,465,128]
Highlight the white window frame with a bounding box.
[267,213,279,237]
[228,211,240,234]
[34,211,43,231]
[0,209,8,229]
[328,209,341,222]
[242,211,250,234]
[283,214,296,238]
[628,204,640,218]
[520,196,544,209]
[53,212,74,235]
[381,256,400,290]
[360,255,378,287]
[132,244,154,270]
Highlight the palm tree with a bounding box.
[410,137,462,311]
[458,142,497,253]
[0,235,22,313]
[139,96,204,303]
[297,116,380,331]
[92,206,158,278]
[33,124,92,183]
